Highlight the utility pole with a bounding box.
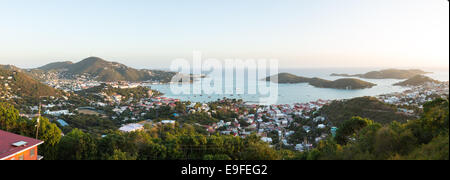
[279,129,284,151]
[34,94,47,140]
[304,136,309,151]
[35,102,41,139]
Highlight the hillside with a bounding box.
[0,69,59,99]
[265,73,376,90]
[309,78,376,89]
[37,57,178,82]
[331,69,429,79]
[38,61,73,71]
[394,75,440,87]
[77,83,160,101]
[320,96,411,125]
[265,73,311,84]
[0,65,22,72]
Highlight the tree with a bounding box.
[373,127,397,158]
[0,102,20,131]
[406,133,449,160]
[32,116,62,160]
[408,98,449,144]
[175,102,186,114]
[240,134,281,160]
[203,154,232,160]
[57,129,97,160]
[107,149,137,160]
[336,117,373,145]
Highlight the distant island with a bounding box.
[265,73,376,90]
[394,75,441,87]
[331,69,429,79]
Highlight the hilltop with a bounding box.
[38,61,73,71]
[394,75,441,87]
[37,57,178,82]
[331,69,429,79]
[77,83,161,102]
[0,69,59,99]
[320,96,411,125]
[0,65,22,72]
[265,73,376,90]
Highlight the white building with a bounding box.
[119,123,144,132]
[161,120,176,124]
[261,137,273,143]
[45,110,72,116]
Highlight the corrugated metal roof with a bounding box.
[0,130,43,159]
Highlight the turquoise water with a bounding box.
[149,68,449,105]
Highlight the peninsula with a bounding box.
[394,75,441,87]
[331,69,429,79]
[265,73,376,90]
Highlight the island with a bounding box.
[331,69,429,79]
[265,73,376,90]
[394,75,441,87]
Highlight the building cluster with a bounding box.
[186,99,333,152]
[0,75,15,99]
[45,78,101,92]
[44,74,165,92]
[115,97,334,152]
[377,81,449,109]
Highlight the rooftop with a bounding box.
[0,130,44,160]
[119,123,144,132]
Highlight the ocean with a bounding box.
[149,68,449,105]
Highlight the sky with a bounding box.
[0,0,448,70]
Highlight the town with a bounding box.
[6,73,447,153]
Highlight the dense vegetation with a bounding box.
[0,102,279,160]
[1,97,448,160]
[0,102,62,159]
[309,78,376,89]
[331,69,428,79]
[297,98,449,160]
[394,75,440,86]
[266,73,376,89]
[58,114,118,135]
[320,97,411,125]
[37,61,73,71]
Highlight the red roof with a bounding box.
[0,130,43,159]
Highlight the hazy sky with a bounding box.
[0,0,448,69]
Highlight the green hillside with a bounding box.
[299,98,449,160]
[37,57,177,82]
[38,61,73,71]
[394,75,440,86]
[309,78,376,89]
[0,65,22,71]
[265,73,310,84]
[77,83,161,102]
[331,69,429,79]
[0,69,59,99]
[320,96,411,125]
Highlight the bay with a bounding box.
[149,68,449,105]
